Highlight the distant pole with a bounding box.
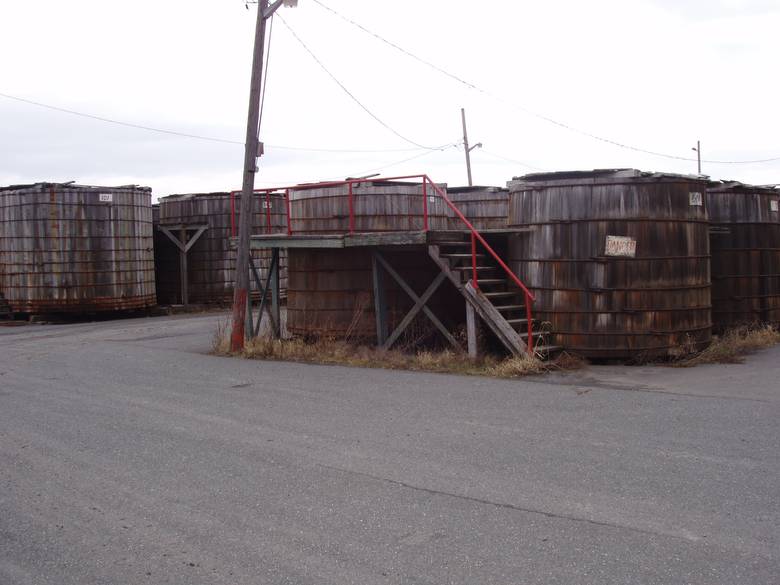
[697,140,701,175]
[692,139,701,175]
[461,108,482,187]
[231,1,270,352]
[461,108,473,186]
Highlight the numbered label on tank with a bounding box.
[262,201,271,209]
[771,200,779,212]
[428,196,435,203]
[689,192,703,206]
[99,193,113,203]
[605,235,636,257]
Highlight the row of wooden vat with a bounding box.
[152,183,504,305]
[1,174,778,360]
[155,172,779,358]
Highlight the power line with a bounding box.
[258,146,450,186]
[311,0,780,166]
[276,14,451,152]
[0,91,433,154]
[0,92,244,145]
[257,13,274,134]
[477,149,547,172]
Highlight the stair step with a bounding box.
[476,278,506,285]
[532,345,562,355]
[453,266,496,272]
[506,318,530,325]
[518,331,544,339]
[438,241,472,247]
[481,291,517,298]
[441,253,486,259]
[495,304,525,312]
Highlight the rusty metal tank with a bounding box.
[446,186,509,230]
[507,169,712,358]
[288,180,449,234]
[0,182,156,313]
[706,181,780,328]
[157,191,288,304]
[287,247,462,340]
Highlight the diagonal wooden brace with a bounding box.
[374,251,461,351]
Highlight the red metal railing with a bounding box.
[420,176,537,351]
[230,174,537,352]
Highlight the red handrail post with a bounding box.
[471,232,478,290]
[348,182,355,234]
[422,177,429,232]
[526,294,534,353]
[265,190,272,234]
[285,188,292,235]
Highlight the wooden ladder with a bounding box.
[428,238,557,358]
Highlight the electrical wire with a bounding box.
[0,92,244,145]
[258,146,450,186]
[257,13,274,134]
[311,0,780,165]
[276,14,450,152]
[477,149,547,172]
[0,91,434,153]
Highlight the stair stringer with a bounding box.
[428,245,529,356]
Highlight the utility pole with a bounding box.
[231,0,297,352]
[461,108,482,186]
[692,139,701,175]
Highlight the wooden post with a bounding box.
[371,252,388,346]
[231,0,270,351]
[179,227,189,307]
[270,247,281,338]
[466,302,478,358]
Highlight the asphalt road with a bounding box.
[1,313,778,584]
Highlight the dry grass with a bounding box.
[673,324,780,367]
[212,325,584,379]
[211,318,231,354]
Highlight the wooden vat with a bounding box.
[288,180,449,234]
[446,186,509,230]
[706,181,780,328]
[507,169,712,358]
[0,183,156,313]
[286,248,461,340]
[158,192,288,304]
[152,204,180,305]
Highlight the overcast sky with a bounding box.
[1,0,778,199]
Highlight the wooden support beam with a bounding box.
[371,253,388,346]
[270,248,281,339]
[249,253,275,338]
[179,227,188,307]
[374,251,461,351]
[382,271,448,350]
[157,224,209,308]
[466,302,478,358]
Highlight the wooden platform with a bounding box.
[240,229,532,250]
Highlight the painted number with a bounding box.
[99,193,113,203]
[771,200,779,213]
[689,192,703,206]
